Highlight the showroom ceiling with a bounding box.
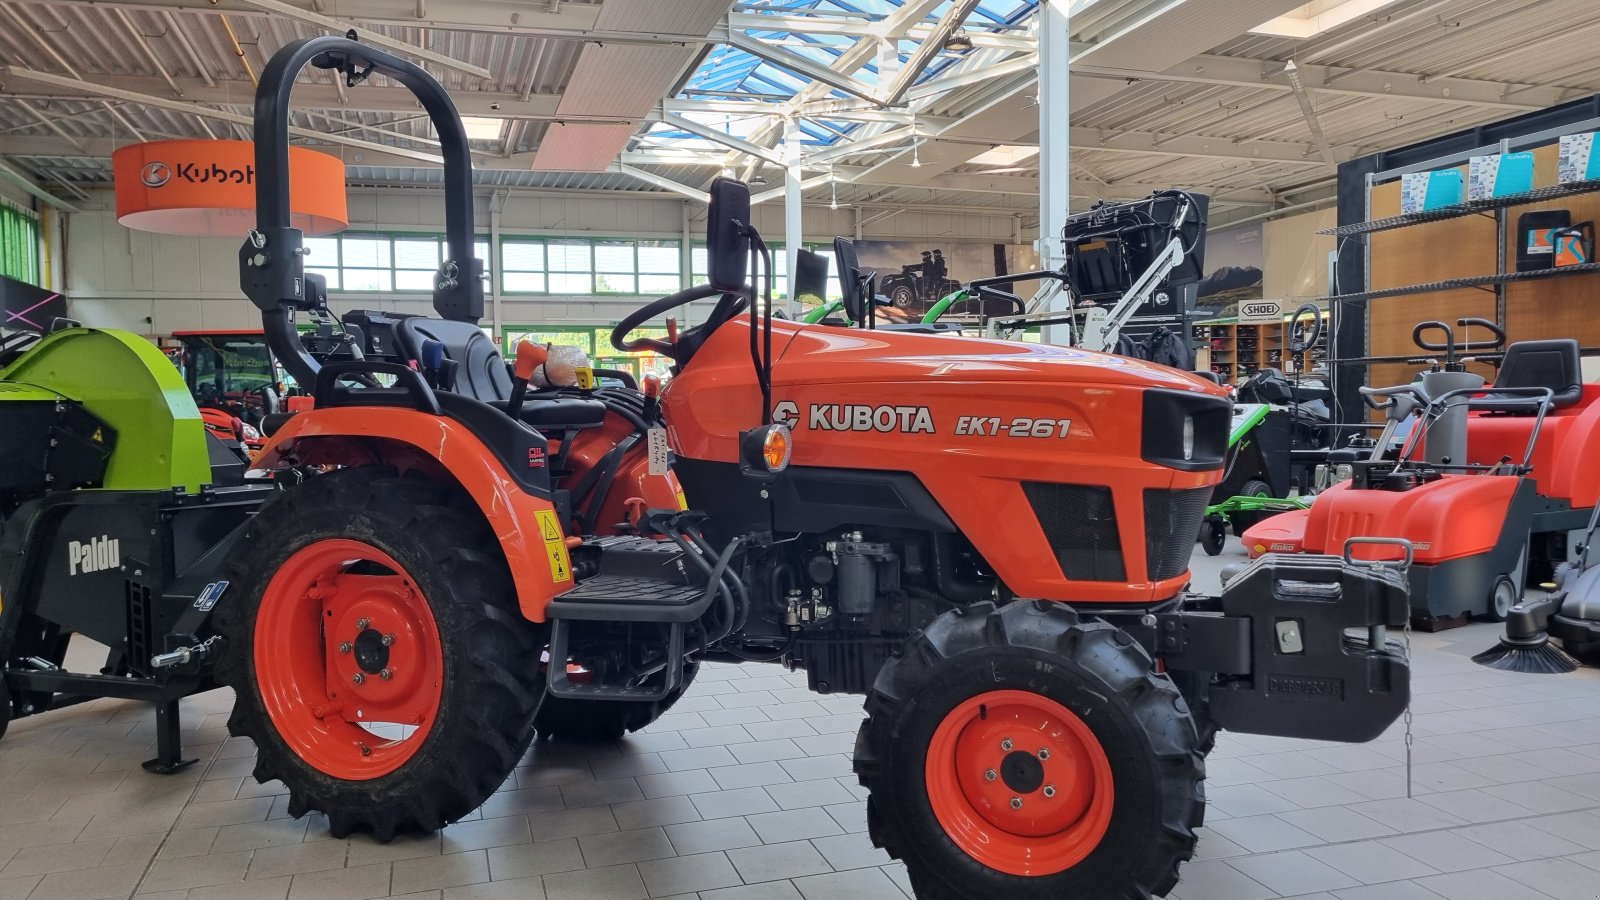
[1,0,1598,226]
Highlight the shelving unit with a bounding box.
[1194,310,1328,384]
[1322,138,1600,402]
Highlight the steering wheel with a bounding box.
[611,284,736,356]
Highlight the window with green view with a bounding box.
[1,202,40,285]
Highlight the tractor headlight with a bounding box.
[1182,416,1195,461]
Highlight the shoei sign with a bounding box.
[113,139,347,237]
[1238,300,1284,324]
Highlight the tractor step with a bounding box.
[547,575,710,623]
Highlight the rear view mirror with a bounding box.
[833,237,864,322]
[706,178,752,293]
[793,249,829,307]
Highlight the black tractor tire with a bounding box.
[0,675,10,743]
[855,601,1205,900]
[214,467,547,842]
[1226,478,1275,534]
[534,661,700,743]
[1200,516,1227,556]
[1166,669,1220,756]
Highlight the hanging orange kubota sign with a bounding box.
[113,139,348,237]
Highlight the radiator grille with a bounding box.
[1022,482,1126,581]
[1144,487,1213,582]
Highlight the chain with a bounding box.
[1403,614,1415,798]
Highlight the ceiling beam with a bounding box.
[658,113,785,166]
[880,0,982,106]
[232,0,492,80]
[2,67,447,164]
[724,12,1035,52]
[722,31,881,104]
[0,157,78,210]
[6,0,716,46]
[1073,54,1574,113]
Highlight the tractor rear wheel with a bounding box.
[534,661,700,743]
[0,675,10,743]
[215,467,546,841]
[855,601,1204,900]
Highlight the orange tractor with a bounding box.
[220,36,1415,899]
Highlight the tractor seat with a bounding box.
[393,317,606,431]
[396,317,513,402]
[1487,339,1583,410]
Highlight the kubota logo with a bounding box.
[68,535,121,576]
[141,161,172,187]
[140,161,255,188]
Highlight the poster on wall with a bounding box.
[1195,222,1263,318]
[851,240,1039,322]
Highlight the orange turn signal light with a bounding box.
[739,423,793,477]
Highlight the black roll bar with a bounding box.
[239,35,483,390]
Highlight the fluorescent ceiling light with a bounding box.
[461,116,505,141]
[1250,0,1405,39]
[968,145,1039,167]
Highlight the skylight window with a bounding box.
[461,117,505,141]
[1250,0,1405,39]
[968,144,1039,167]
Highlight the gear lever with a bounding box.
[507,341,548,420]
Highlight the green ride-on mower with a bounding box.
[0,324,275,768]
[218,35,1417,898]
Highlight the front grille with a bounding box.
[1144,487,1213,581]
[1023,482,1126,581]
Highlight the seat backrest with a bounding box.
[396,317,512,403]
[1495,338,1582,409]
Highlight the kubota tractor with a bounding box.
[221,36,1416,899]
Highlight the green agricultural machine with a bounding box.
[0,326,273,769]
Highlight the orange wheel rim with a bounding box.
[924,689,1115,877]
[254,539,444,781]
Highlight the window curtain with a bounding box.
[1,202,40,286]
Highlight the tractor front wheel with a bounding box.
[215,467,547,841]
[855,601,1204,900]
[1201,516,1228,556]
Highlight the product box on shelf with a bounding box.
[1400,169,1464,214]
[1468,152,1535,200]
[1558,133,1600,184]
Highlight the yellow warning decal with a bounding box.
[534,509,572,582]
[536,509,563,543]
[546,544,571,582]
[675,490,689,511]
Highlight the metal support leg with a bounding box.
[142,699,198,774]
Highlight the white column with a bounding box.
[1037,0,1070,345]
[783,118,804,316]
[489,190,504,341]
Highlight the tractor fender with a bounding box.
[251,407,574,622]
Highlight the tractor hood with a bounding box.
[773,320,1226,395]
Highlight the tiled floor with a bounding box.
[4,545,1600,900]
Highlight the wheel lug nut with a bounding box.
[1010,797,1023,810]
[356,617,370,629]
[381,633,395,646]
[379,668,393,681]
[984,769,997,782]
[351,673,365,685]
[1043,785,1057,798]
[358,742,371,756]
[1000,739,1014,751]
[1039,748,1050,760]
[338,642,351,653]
